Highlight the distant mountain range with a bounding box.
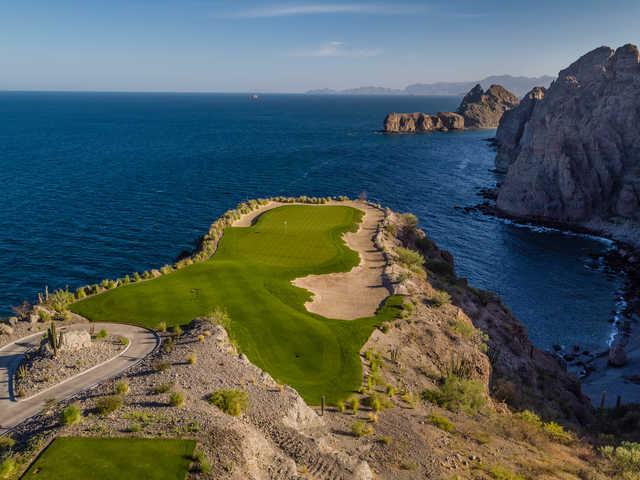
[306,75,555,98]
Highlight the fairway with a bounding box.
[22,437,195,480]
[71,205,401,402]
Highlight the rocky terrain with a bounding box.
[457,84,519,128]
[384,84,519,132]
[494,44,640,234]
[3,203,631,479]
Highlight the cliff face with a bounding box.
[495,44,640,225]
[457,84,519,128]
[384,83,518,132]
[383,111,464,132]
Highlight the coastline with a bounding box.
[470,197,640,407]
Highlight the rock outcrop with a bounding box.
[457,84,519,128]
[383,111,464,132]
[495,44,640,227]
[384,83,519,132]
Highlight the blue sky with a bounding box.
[0,0,638,92]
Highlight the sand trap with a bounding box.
[233,200,390,320]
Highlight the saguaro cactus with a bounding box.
[47,322,63,356]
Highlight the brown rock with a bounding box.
[383,112,464,133]
[495,44,640,226]
[457,84,519,128]
[608,343,628,367]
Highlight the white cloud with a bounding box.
[289,41,382,58]
[217,3,427,19]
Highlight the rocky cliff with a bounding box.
[383,111,464,132]
[457,84,519,128]
[384,83,518,132]
[495,44,640,228]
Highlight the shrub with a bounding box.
[171,325,183,337]
[430,289,451,307]
[190,449,211,474]
[133,272,141,282]
[488,465,525,480]
[336,400,346,413]
[169,391,185,408]
[118,336,130,346]
[75,288,86,299]
[95,329,108,340]
[600,442,640,478]
[186,353,197,365]
[428,414,454,432]
[152,360,170,372]
[161,337,174,354]
[378,435,392,445]
[206,306,231,329]
[0,437,15,451]
[421,376,485,414]
[449,317,475,339]
[348,396,360,414]
[156,321,167,333]
[401,213,418,230]
[515,409,542,428]
[208,389,249,416]
[61,403,82,425]
[395,247,424,270]
[351,420,374,437]
[152,383,172,394]
[115,380,129,395]
[386,384,397,397]
[0,457,17,479]
[96,395,123,415]
[365,394,392,413]
[401,391,417,408]
[197,334,205,343]
[542,421,574,444]
[126,422,141,433]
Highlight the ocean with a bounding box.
[0,91,623,352]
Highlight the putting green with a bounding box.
[22,437,195,480]
[71,205,401,402]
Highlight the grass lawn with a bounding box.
[21,437,195,480]
[71,205,402,402]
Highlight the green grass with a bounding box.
[71,205,402,403]
[22,437,195,480]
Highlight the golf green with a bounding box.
[21,437,195,480]
[71,205,402,402]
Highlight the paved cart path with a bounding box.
[0,323,158,435]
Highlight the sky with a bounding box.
[0,0,638,92]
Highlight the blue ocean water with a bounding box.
[0,92,622,351]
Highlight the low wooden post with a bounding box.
[599,391,607,413]
[321,395,325,416]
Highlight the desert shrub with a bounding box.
[61,403,82,425]
[542,421,574,444]
[95,329,108,340]
[0,457,17,479]
[169,391,185,408]
[74,288,86,300]
[126,422,141,433]
[156,321,167,333]
[171,325,183,337]
[336,400,346,413]
[152,360,170,372]
[122,275,131,285]
[488,465,525,480]
[186,353,197,365]
[444,355,475,379]
[449,316,475,339]
[401,391,418,408]
[0,437,15,451]
[206,306,231,329]
[208,389,248,416]
[348,396,360,414]
[96,395,123,415]
[386,384,397,397]
[197,334,205,343]
[119,336,129,346]
[428,414,454,432]
[430,289,451,307]
[600,442,640,478]
[48,288,75,312]
[401,213,418,230]
[365,394,392,413]
[161,337,175,353]
[395,247,424,270]
[114,380,129,395]
[351,421,374,437]
[421,375,485,414]
[132,272,141,282]
[515,409,542,428]
[378,435,392,445]
[38,309,52,322]
[152,383,172,394]
[190,449,211,474]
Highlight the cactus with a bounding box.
[47,322,63,356]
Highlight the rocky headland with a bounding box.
[494,44,640,239]
[384,84,519,132]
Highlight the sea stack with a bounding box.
[384,83,519,132]
[494,44,640,229]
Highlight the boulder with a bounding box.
[608,343,628,367]
[495,44,640,227]
[60,330,92,351]
[383,112,464,133]
[457,84,519,128]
